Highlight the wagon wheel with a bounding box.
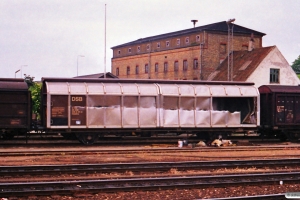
[75,133,98,145]
[37,130,46,139]
[141,132,152,137]
[61,133,77,140]
[287,132,299,143]
[2,132,14,140]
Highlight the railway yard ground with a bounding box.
[1,139,300,199]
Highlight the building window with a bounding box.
[174,61,179,72]
[135,65,139,74]
[164,62,168,72]
[270,68,279,83]
[116,68,119,76]
[137,46,140,52]
[220,43,227,54]
[155,63,158,73]
[147,44,150,51]
[127,66,130,75]
[157,42,160,48]
[118,50,121,55]
[128,48,132,53]
[185,37,189,44]
[183,60,188,71]
[193,59,198,69]
[196,35,200,42]
[166,41,170,47]
[145,64,149,73]
[177,39,180,45]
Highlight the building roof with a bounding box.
[74,72,118,79]
[111,21,266,49]
[209,46,276,82]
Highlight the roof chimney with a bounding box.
[248,33,255,51]
[191,20,198,28]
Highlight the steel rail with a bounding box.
[0,172,299,197]
[1,158,300,176]
[1,146,300,157]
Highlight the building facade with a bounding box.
[111,21,265,80]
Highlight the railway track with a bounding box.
[0,172,298,197]
[1,145,300,157]
[0,133,293,145]
[206,194,286,200]
[1,158,300,178]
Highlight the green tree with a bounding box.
[24,75,42,120]
[291,55,300,73]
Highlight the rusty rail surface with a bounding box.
[0,172,299,197]
[1,158,300,177]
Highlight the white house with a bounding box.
[209,45,299,87]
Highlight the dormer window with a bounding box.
[166,41,170,47]
[185,37,189,44]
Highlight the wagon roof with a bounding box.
[0,78,28,90]
[259,85,300,94]
[43,78,258,97]
[42,77,254,86]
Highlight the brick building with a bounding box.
[111,21,266,80]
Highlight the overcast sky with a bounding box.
[1,0,299,80]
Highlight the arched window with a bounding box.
[127,66,130,75]
[145,64,149,73]
[183,60,188,71]
[164,62,168,72]
[135,65,139,74]
[193,59,198,69]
